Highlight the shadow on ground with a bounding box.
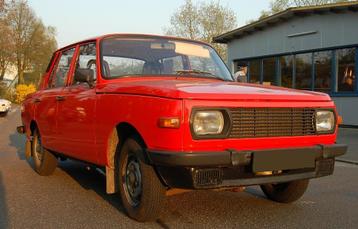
[245,186,267,199]
[57,159,274,223]
[9,128,37,171]
[0,172,8,229]
[58,161,126,214]
[9,131,26,161]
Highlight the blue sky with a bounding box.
[28,0,270,48]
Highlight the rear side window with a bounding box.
[48,48,76,88]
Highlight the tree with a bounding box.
[0,20,14,80]
[4,0,57,85]
[0,0,4,12]
[24,24,57,85]
[259,0,353,19]
[0,0,13,80]
[164,0,237,60]
[165,0,200,40]
[198,1,237,59]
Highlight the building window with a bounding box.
[235,47,357,95]
[337,48,355,92]
[314,51,332,93]
[279,55,293,88]
[249,59,261,84]
[263,57,276,85]
[233,61,249,82]
[234,61,248,73]
[295,53,312,90]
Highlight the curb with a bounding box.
[336,158,358,165]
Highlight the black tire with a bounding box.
[117,137,166,222]
[32,128,58,176]
[260,179,309,203]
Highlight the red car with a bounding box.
[18,34,346,222]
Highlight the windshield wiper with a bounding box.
[175,69,226,81]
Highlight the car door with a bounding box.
[35,48,76,150]
[55,42,98,163]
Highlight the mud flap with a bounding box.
[106,166,116,194]
[106,129,119,194]
[25,139,32,159]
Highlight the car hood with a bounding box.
[97,77,331,102]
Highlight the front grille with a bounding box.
[229,108,316,138]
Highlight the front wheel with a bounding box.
[260,179,309,203]
[32,128,58,176]
[117,137,166,222]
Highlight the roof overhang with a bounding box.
[213,1,358,43]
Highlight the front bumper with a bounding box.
[147,144,347,189]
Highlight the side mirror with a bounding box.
[74,68,95,87]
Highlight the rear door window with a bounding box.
[48,48,76,88]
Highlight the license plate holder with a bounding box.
[252,148,316,173]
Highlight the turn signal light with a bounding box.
[337,115,343,125]
[158,117,180,128]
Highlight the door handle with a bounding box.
[33,98,41,103]
[56,96,66,101]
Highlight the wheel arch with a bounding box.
[29,120,37,135]
[107,122,149,168]
[105,122,150,194]
[116,122,148,150]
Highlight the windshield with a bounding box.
[100,37,233,81]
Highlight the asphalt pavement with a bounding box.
[0,107,357,228]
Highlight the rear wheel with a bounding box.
[260,179,309,203]
[117,137,166,222]
[32,128,58,176]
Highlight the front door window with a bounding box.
[73,43,97,85]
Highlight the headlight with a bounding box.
[192,110,225,136]
[316,110,335,132]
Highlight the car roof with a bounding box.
[57,33,213,52]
